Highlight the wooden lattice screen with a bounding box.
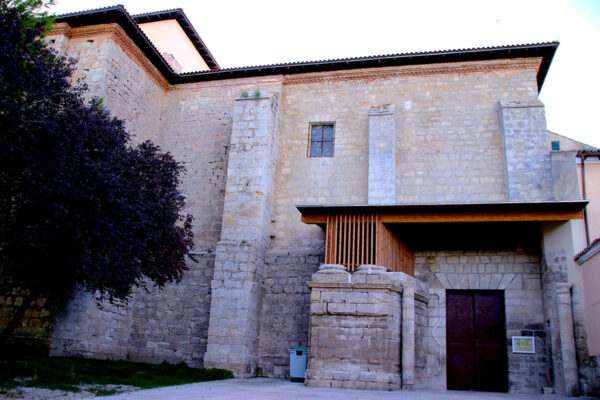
[324,212,414,275]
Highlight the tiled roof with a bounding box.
[575,237,600,263]
[54,5,558,87]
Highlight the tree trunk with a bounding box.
[0,288,38,352]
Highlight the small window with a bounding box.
[309,123,335,157]
[551,141,560,151]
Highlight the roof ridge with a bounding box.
[181,41,560,75]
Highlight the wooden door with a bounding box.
[446,290,508,392]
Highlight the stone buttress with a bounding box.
[203,92,281,377]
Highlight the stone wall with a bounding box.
[571,285,600,396]
[306,265,403,390]
[50,253,214,367]
[156,78,283,248]
[540,249,579,396]
[415,249,551,393]
[414,297,428,389]
[204,92,282,376]
[0,288,60,352]
[499,99,553,201]
[272,60,540,250]
[51,31,166,144]
[45,29,223,367]
[368,104,396,204]
[25,25,593,395]
[257,250,323,377]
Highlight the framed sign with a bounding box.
[512,336,535,353]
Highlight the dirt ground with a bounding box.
[0,384,138,400]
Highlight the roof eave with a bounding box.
[54,6,558,89]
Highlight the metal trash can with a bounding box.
[289,346,307,382]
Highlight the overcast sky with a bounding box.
[48,0,600,147]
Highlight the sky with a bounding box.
[47,0,600,147]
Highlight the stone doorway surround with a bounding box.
[415,251,550,394]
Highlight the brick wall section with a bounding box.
[415,250,551,394]
[257,250,323,377]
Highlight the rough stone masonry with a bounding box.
[1,15,594,396]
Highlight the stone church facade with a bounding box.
[20,5,598,395]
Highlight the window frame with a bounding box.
[307,122,336,158]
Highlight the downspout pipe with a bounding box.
[579,152,590,246]
[576,150,600,246]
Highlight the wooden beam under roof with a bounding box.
[298,201,587,225]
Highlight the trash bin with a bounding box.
[289,346,307,382]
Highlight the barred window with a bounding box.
[308,123,335,157]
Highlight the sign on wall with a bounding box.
[512,336,535,353]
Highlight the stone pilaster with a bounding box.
[499,99,553,201]
[204,92,280,377]
[401,280,415,390]
[541,223,579,395]
[368,104,396,204]
[556,283,579,395]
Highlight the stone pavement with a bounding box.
[84,378,594,400]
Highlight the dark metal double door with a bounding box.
[446,290,508,392]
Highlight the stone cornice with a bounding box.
[499,98,545,108]
[307,281,404,293]
[415,293,429,304]
[283,58,541,86]
[50,23,169,90]
[47,22,71,38]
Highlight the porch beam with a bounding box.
[302,210,583,225]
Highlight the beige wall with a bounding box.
[139,20,210,73]
[578,161,600,242]
[580,249,600,355]
[548,131,594,152]
[542,221,585,285]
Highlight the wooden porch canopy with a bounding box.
[297,201,587,275]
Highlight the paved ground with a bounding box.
[84,378,594,400]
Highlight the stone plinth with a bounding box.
[306,264,403,390]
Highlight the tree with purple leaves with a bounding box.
[0,0,195,347]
